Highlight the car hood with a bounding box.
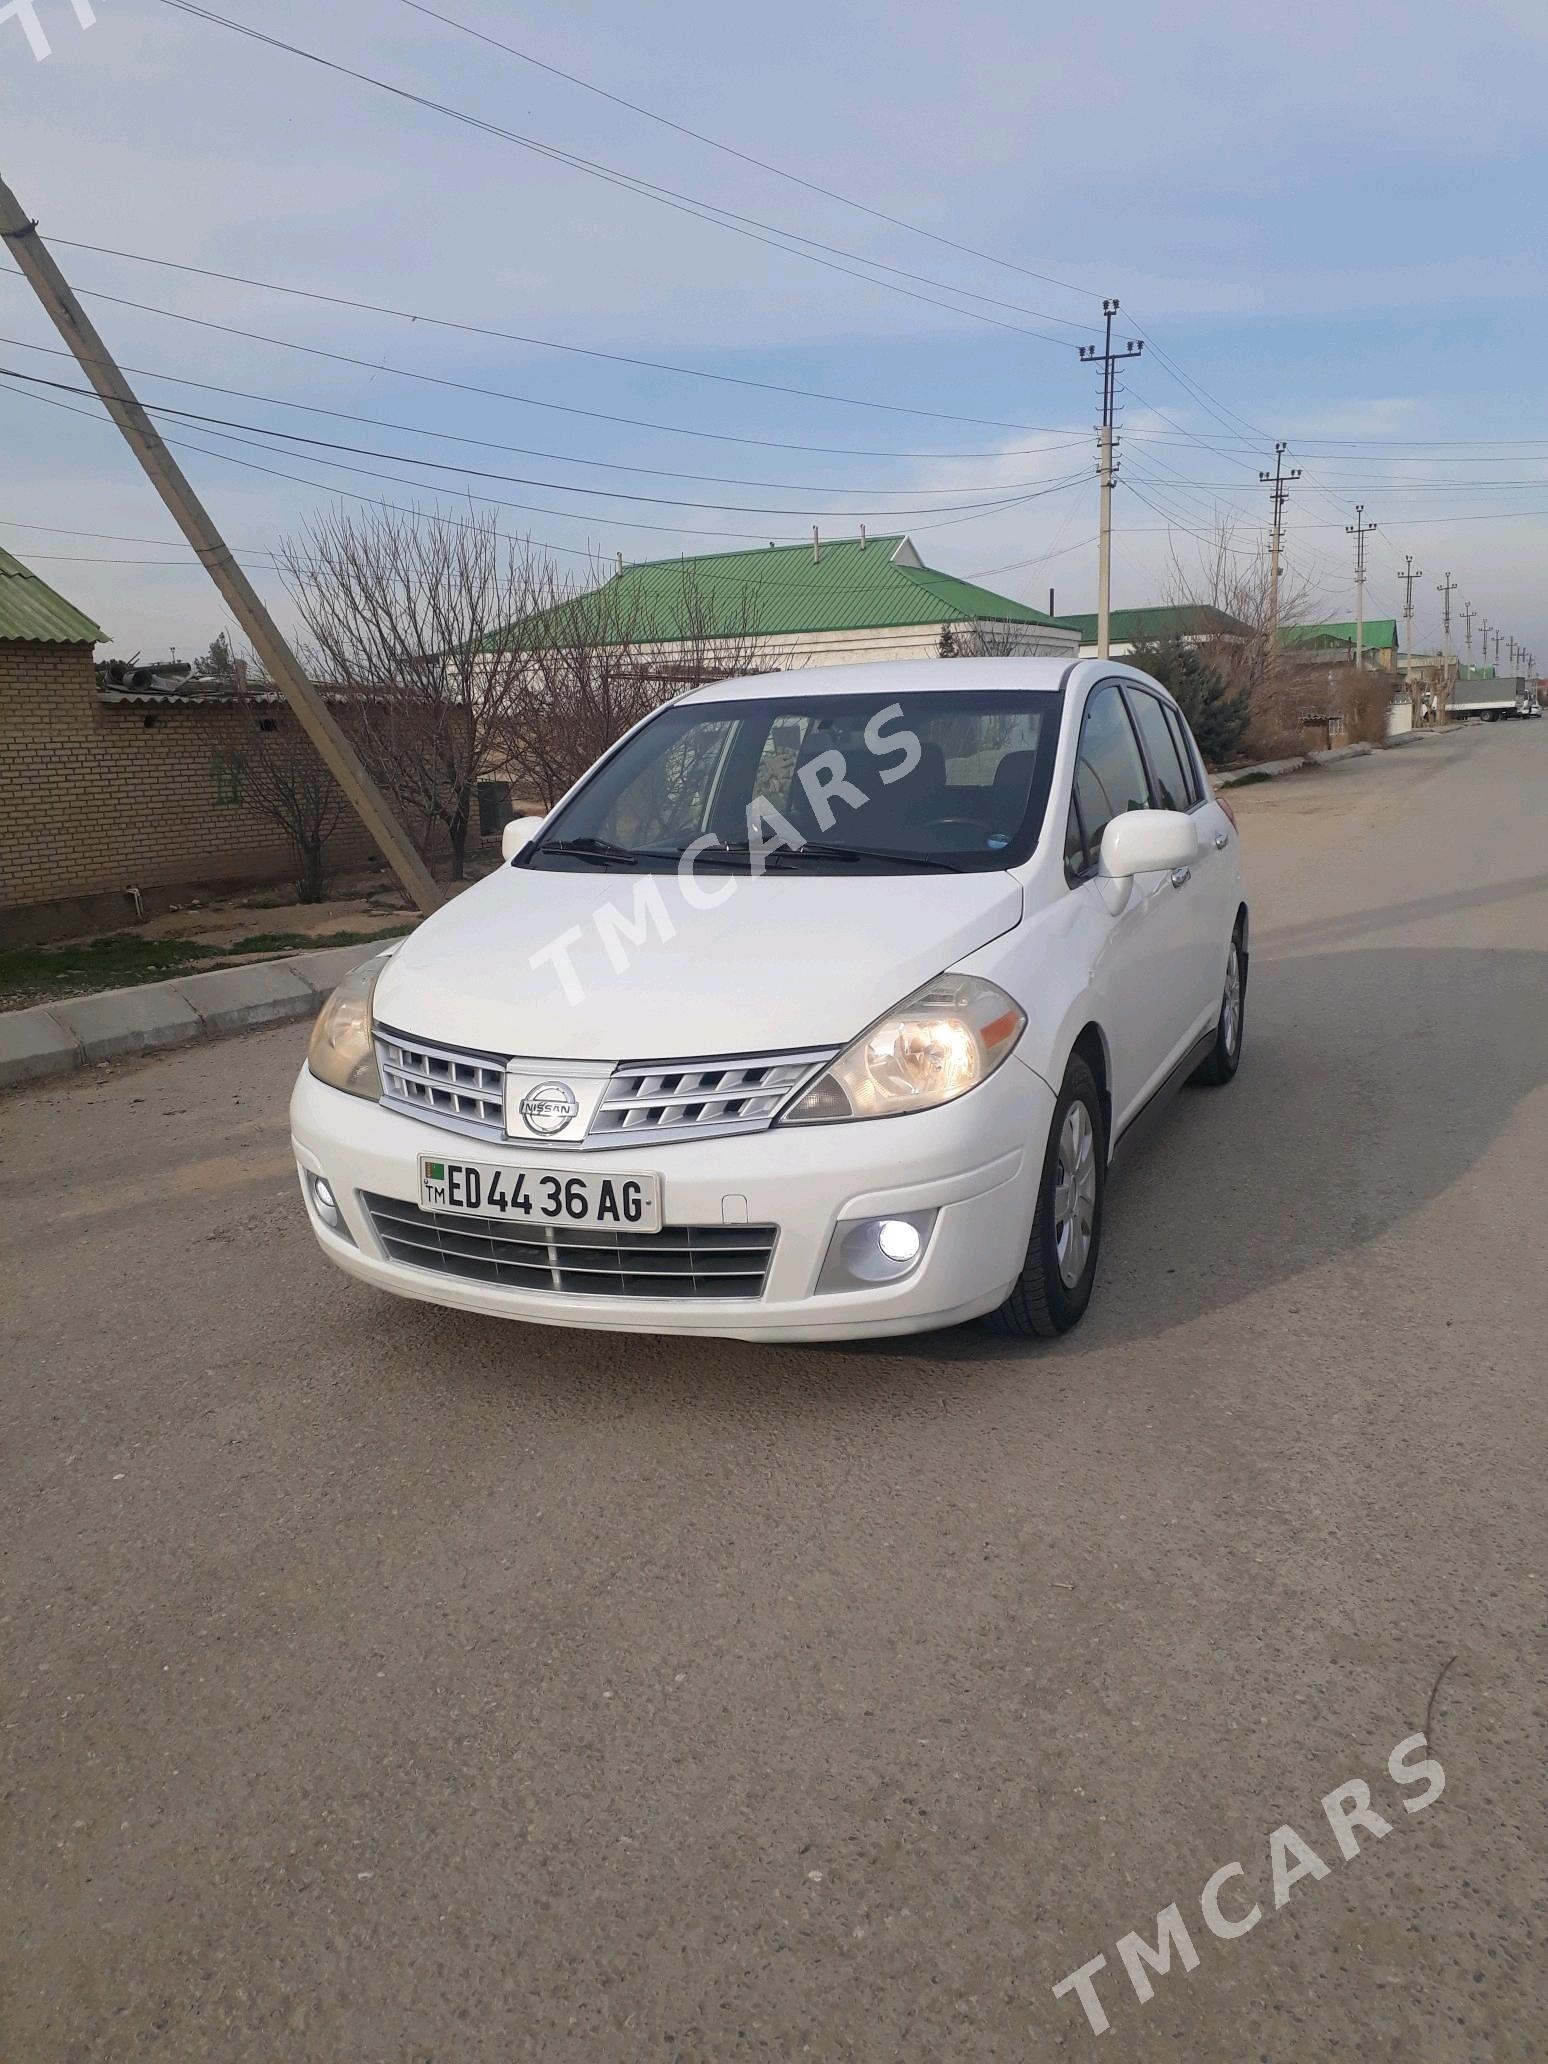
[374,865,1024,1060]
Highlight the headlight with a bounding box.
[306,952,390,1099]
[781,973,1025,1125]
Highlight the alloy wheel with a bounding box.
[1052,1098,1098,1290]
[1222,941,1242,1057]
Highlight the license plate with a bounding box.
[418,1156,661,1232]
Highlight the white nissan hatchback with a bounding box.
[291,658,1246,1341]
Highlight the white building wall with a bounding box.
[632,618,1077,674]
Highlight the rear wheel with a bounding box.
[980,1055,1104,1339]
[1191,925,1246,1086]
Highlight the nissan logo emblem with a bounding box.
[518,1081,579,1135]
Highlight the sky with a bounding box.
[3,0,1547,669]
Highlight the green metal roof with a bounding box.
[1052,603,1250,644]
[494,535,1059,647]
[1281,618,1399,651]
[0,545,103,644]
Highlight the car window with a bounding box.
[1068,683,1150,875]
[1063,794,1088,876]
[529,689,1064,873]
[1125,686,1194,812]
[1160,701,1204,806]
[604,716,738,847]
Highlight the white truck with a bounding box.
[1450,672,1526,721]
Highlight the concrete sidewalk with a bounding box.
[0,940,385,1092]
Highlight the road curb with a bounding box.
[1216,741,1376,789]
[0,938,390,1095]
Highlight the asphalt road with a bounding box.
[4,723,1545,2062]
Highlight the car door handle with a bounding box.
[1170,866,1192,889]
[1213,831,1229,850]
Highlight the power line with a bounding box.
[156,1,1083,346]
[23,250,1547,465]
[397,0,1101,310]
[0,327,1094,495]
[1065,468,1548,493]
[0,515,274,552]
[0,362,1065,520]
[3,550,281,569]
[0,255,1076,449]
[967,531,1099,580]
[2,370,1086,550]
[1122,479,1227,548]
[0,379,681,557]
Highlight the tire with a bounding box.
[1191,923,1246,1086]
[980,1055,1105,1339]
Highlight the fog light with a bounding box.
[876,1218,922,1264]
[309,1171,341,1230]
[815,1209,937,1294]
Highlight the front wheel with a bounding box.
[980,1055,1104,1339]
[1191,925,1246,1086]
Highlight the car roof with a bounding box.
[675,655,1176,709]
[675,656,1076,705]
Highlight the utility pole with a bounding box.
[1436,572,1456,722]
[1480,617,1491,674]
[1493,629,1502,667]
[1078,299,1142,660]
[1346,505,1377,667]
[0,173,441,916]
[1462,599,1475,659]
[1259,441,1301,657]
[1398,554,1423,719]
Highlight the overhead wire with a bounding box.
[0,327,1095,494]
[0,259,1079,452]
[156,1,1086,346]
[0,363,1073,520]
[393,0,1100,307]
[1,371,1088,554]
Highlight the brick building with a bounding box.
[1,548,383,945]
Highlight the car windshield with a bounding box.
[526,688,1063,874]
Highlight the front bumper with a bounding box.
[290,1056,1052,1342]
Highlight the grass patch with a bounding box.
[0,925,409,1012]
[1222,769,1277,789]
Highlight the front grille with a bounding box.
[374,1024,833,1147]
[377,1026,505,1140]
[591,1051,830,1143]
[363,1193,777,1300]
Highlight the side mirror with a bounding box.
[501,815,545,862]
[1098,808,1198,883]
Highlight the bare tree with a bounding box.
[1159,519,1320,700]
[1151,518,1361,758]
[234,706,346,903]
[278,506,537,879]
[499,558,782,810]
[940,619,1051,659]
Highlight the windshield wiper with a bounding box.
[765,841,965,873]
[530,836,640,867]
[670,837,965,873]
[535,835,966,873]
